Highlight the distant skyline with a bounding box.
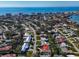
[0,1,79,7]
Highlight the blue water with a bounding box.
[69,14,79,24]
[0,7,79,23]
[0,7,79,15]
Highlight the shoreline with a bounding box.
[0,11,79,24]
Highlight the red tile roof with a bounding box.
[0,54,16,57]
[42,44,49,52]
[56,36,65,43]
[0,46,12,51]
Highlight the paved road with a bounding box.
[3,25,9,31]
[26,22,37,55]
[57,29,79,52]
[21,23,37,56]
[29,22,39,30]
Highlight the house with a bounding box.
[0,45,12,51]
[25,28,30,31]
[21,35,32,52]
[41,37,48,41]
[59,42,68,53]
[21,43,29,52]
[0,43,7,48]
[47,30,52,33]
[11,32,19,39]
[63,24,67,27]
[42,44,49,52]
[41,31,44,34]
[0,30,3,41]
[24,33,29,37]
[40,36,49,46]
[40,42,51,57]
[24,35,32,43]
[0,34,3,41]
[40,52,50,57]
[5,39,12,43]
[55,34,66,43]
[40,34,44,37]
[0,54,16,57]
[67,55,76,57]
[70,31,76,36]
[23,33,29,39]
[74,37,79,41]
[53,33,59,38]
[63,29,68,33]
[40,42,49,52]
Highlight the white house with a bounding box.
[59,42,68,53]
[21,43,29,52]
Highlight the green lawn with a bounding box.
[36,40,41,46]
[36,35,40,40]
[26,51,33,57]
[13,44,22,53]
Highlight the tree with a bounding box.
[5,31,12,39]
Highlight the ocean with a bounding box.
[0,7,79,15]
[0,7,79,23]
[69,14,79,24]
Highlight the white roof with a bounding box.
[63,24,67,26]
[55,35,61,39]
[41,40,45,45]
[24,33,29,37]
[21,43,29,52]
[75,37,79,39]
[44,42,47,44]
[41,37,48,41]
[60,42,67,47]
[25,28,30,31]
[48,30,51,33]
[41,31,44,34]
[67,55,75,57]
[24,36,31,42]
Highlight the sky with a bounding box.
[0,1,79,7]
